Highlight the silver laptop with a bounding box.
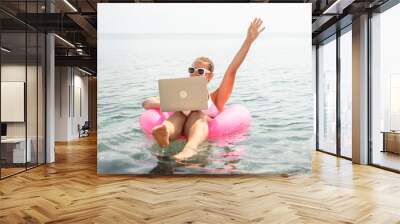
[158,76,208,112]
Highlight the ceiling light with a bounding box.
[78,67,93,76]
[54,34,75,48]
[323,0,355,15]
[63,0,78,12]
[76,48,84,55]
[1,47,11,53]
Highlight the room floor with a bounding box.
[372,150,400,171]
[0,135,400,223]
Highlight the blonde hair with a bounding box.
[195,57,214,73]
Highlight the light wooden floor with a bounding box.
[0,167,26,178]
[1,135,400,224]
[373,151,400,171]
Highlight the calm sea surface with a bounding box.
[97,33,313,174]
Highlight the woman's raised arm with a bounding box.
[212,18,265,111]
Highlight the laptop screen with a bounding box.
[1,123,7,137]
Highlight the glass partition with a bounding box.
[371,3,400,171]
[26,0,41,169]
[1,31,28,177]
[0,2,46,179]
[317,36,337,154]
[339,28,352,158]
[38,32,45,165]
[27,30,38,169]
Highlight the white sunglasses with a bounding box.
[188,67,210,75]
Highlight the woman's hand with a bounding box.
[246,18,265,44]
[142,97,160,110]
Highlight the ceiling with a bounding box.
[0,0,393,75]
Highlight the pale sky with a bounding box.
[98,3,311,34]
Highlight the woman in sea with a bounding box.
[142,18,265,160]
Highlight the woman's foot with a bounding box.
[152,124,169,148]
[173,146,197,161]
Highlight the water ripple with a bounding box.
[98,34,313,174]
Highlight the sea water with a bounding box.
[97,33,313,174]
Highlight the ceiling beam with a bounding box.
[55,55,96,72]
[322,0,356,14]
[67,13,97,46]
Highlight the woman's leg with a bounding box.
[174,111,208,160]
[152,111,186,148]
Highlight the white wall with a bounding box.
[71,73,89,138]
[55,67,89,141]
[1,65,40,137]
[1,65,27,141]
[1,65,26,134]
[55,66,70,141]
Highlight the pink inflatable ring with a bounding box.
[139,104,251,140]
